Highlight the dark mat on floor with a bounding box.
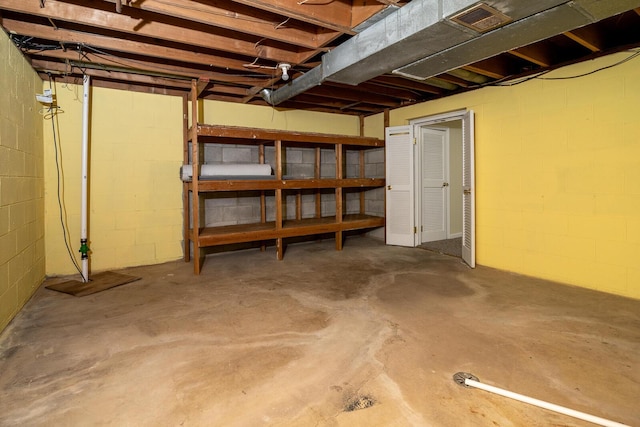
[419,237,462,258]
[45,271,141,297]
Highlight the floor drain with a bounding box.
[344,395,376,412]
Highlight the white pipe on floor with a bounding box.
[80,75,90,282]
[464,378,630,427]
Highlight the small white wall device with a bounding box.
[36,89,54,104]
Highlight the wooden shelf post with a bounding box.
[315,147,321,218]
[182,92,190,262]
[335,143,343,251]
[259,144,266,252]
[275,139,284,260]
[190,80,203,274]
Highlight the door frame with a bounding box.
[410,109,475,268]
[416,126,450,245]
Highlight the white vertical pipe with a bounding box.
[80,75,90,282]
[464,378,630,427]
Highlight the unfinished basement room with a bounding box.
[1,0,639,425]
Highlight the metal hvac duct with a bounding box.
[261,0,640,106]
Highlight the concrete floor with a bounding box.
[1,237,638,426]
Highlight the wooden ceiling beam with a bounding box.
[509,44,555,67]
[30,50,269,86]
[196,78,211,97]
[370,76,443,95]
[1,18,275,75]
[351,0,386,28]
[200,93,248,103]
[99,0,332,50]
[268,100,363,115]
[230,0,354,34]
[325,81,421,102]
[205,86,252,97]
[462,56,514,79]
[435,73,471,88]
[306,85,401,108]
[423,77,458,91]
[63,77,185,97]
[34,62,189,90]
[242,76,282,103]
[445,68,491,85]
[564,27,604,52]
[284,95,382,113]
[0,0,306,64]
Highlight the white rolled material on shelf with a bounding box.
[181,164,272,181]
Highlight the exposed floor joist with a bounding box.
[2,0,638,115]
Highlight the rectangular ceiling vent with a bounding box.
[449,3,512,33]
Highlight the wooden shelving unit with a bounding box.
[183,80,385,274]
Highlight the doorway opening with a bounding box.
[385,109,475,268]
[416,122,462,258]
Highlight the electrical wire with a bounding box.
[493,48,640,87]
[45,75,86,281]
[80,44,270,82]
[536,49,640,81]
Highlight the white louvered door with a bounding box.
[462,110,476,268]
[385,126,414,247]
[420,127,448,243]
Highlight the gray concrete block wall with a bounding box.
[283,193,318,220]
[317,192,330,217]
[199,143,384,227]
[320,148,336,178]
[364,148,385,178]
[300,194,318,218]
[345,150,360,178]
[284,146,315,178]
[204,192,263,226]
[365,187,385,216]
[345,192,360,215]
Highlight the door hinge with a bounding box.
[421,226,423,232]
[414,226,417,234]
[412,137,416,145]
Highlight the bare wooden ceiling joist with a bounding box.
[2,1,638,116]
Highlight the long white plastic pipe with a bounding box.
[80,75,90,282]
[464,378,630,427]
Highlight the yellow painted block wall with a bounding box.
[44,87,360,276]
[44,85,184,275]
[0,31,45,331]
[370,51,640,299]
[202,100,359,135]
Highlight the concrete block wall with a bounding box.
[382,51,640,299]
[202,144,384,227]
[44,85,183,275]
[203,144,263,226]
[0,32,45,332]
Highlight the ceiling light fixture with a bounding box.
[279,63,291,81]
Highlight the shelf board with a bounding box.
[190,178,385,192]
[195,214,384,247]
[192,124,384,148]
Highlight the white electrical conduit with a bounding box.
[80,75,90,282]
[453,372,630,427]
